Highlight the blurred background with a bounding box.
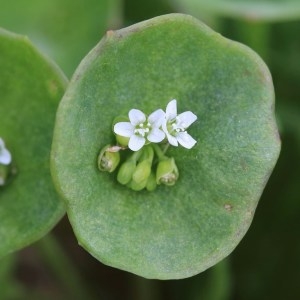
[1,0,300,299]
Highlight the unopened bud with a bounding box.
[116,135,129,147]
[117,159,136,185]
[132,160,151,184]
[156,157,179,186]
[98,145,120,173]
[128,177,148,191]
[146,171,157,192]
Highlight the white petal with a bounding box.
[0,149,12,165]
[177,111,197,129]
[129,109,146,126]
[147,128,165,143]
[165,132,178,146]
[148,109,165,127]
[166,99,177,120]
[162,119,175,144]
[114,122,134,137]
[176,132,197,149]
[161,119,168,133]
[129,135,145,151]
[0,138,11,165]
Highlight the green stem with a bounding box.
[130,148,143,162]
[36,233,93,300]
[0,253,24,299]
[161,143,170,155]
[131,276,162,300]
[152,144,168,161]
[145,145,154,162]
[235,20,271,61]
[186,258,232,300]
[206,258,232,300]
[138,145,154,163]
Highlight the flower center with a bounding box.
[134,122,151,137]
[167,117,185,136]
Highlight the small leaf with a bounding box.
[0,29,67,258]
[170,0,300,22]
[51,14,280,279]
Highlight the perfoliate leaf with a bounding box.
[51,14,280,279]
[0,29,67,258]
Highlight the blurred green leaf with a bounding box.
[0,29,67,258]
[169,0,300,22]
[51,14,280,279]
[124,0,173,23]
[0,0,122,77]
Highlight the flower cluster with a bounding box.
[114,99,197,151]
[98,99,197,191]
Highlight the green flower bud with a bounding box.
[117,159,136,185]
[98,145,120,173]
[146,171,157,192]
[116,135,129,147]
[132,160,151,184]
[128,177,148,191]
[156,157,179,186]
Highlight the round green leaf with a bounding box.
[51,14,280,279]
[170,0,300,22]
[0,29,67,258]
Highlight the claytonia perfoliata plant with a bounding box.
[98,99,197,191]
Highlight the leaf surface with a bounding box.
[0,29,67,258]
[51,14,280,279]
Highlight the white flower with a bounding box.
[162,99,197,149]
[114,108,166,151]
[0,138,12,165]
